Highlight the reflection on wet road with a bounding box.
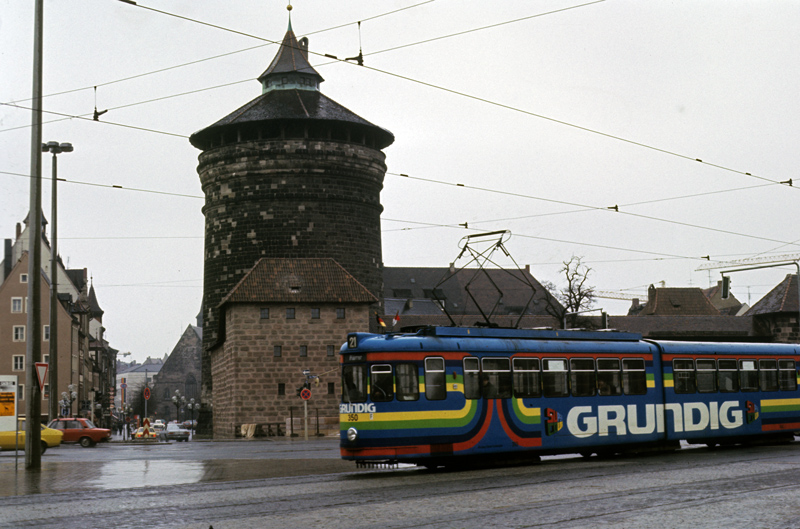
[0,438,356,497]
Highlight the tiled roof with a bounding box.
[383,266,562,317]
[189,89,394,150]
[639,286,720,316]
[745,274,799,316]
[220,258,378,306]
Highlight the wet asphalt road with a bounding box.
[3,436,800,528]
[0,435,352,496]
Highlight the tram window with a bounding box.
[425,357,447,400]
[596,359,621,396]
[739,360,758,391]
[779,360,797,391]
[542,359,569,398]
[396,363,419,401]
[463,357,481,400]
[759,359,779,392]
[673,359,696,394]
[342,365,367,403]
[570,359,596,397]
[512,358,541,398]
[717,359,739,392]
[696,359,717,393]
[481,358,512,399]
[622,358,647,395]
[370,365,394,402]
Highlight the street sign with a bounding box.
[35,362,49,393]
[120,383,127,388]
[300,387,312,400]
[143,387,151,400]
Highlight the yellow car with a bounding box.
[0,420,63,454]
[134,427,156,439]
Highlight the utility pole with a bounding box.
[44,142,72,422]
[25,0,44,469]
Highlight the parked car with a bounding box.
[47,418,111,447]
[134,427,157,439]
[181,420,197,430]
[0,420,63,454]
[165,423,190,442]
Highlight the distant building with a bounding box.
[383,265,562,322]
[151,325,202,423]
[703,280,746,315]
[0,216,114,424]
[636,285,720,316]
[745,274,799,343]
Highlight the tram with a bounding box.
[340,326,800,466]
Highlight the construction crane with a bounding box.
[695,253,800,271]
[593,291,646,301]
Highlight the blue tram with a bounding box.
[339,326,800,466]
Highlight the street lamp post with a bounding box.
[42,141,73,423]
[59,384,77,417]
[186,398,197,438]
[171,390,185,423]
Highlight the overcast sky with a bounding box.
[2,1,799,363]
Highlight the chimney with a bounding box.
[16,223,21,240]
[631,298,640,308]
[3,239,11,281]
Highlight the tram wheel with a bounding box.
[579,450,594,459]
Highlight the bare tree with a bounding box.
[544,256,595,328]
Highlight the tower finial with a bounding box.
[287,2,293,31]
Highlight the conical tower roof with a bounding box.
[190,22,393,151]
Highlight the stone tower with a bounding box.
[189,20,394,430]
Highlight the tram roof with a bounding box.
[343,326,653,356]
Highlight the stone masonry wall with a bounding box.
[211,302,370,439]
[198,139,387,424]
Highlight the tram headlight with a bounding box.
[347,427,358,442]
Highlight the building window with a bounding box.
[43,384,50,400]
[43,354,49,364]
[327,345,335,357]
[43,325,50,341]
[299,345,307,357]
[18,384,24,401]
[336,308,345,319]
[273,346,282,357]
[13,355,24,371]
[13,326,25,342]
[327,382,335,395]
[20,274,28,283]
[311,308,320,319]
[286,308,295,320]
[278,383,285,396]
[11,297,22,313]
[260,308,270,319]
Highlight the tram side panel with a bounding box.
[657,342,800,444]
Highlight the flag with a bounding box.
[375,313,386,327]
[392,311,400,328]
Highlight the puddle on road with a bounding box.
[87,460,205,490]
